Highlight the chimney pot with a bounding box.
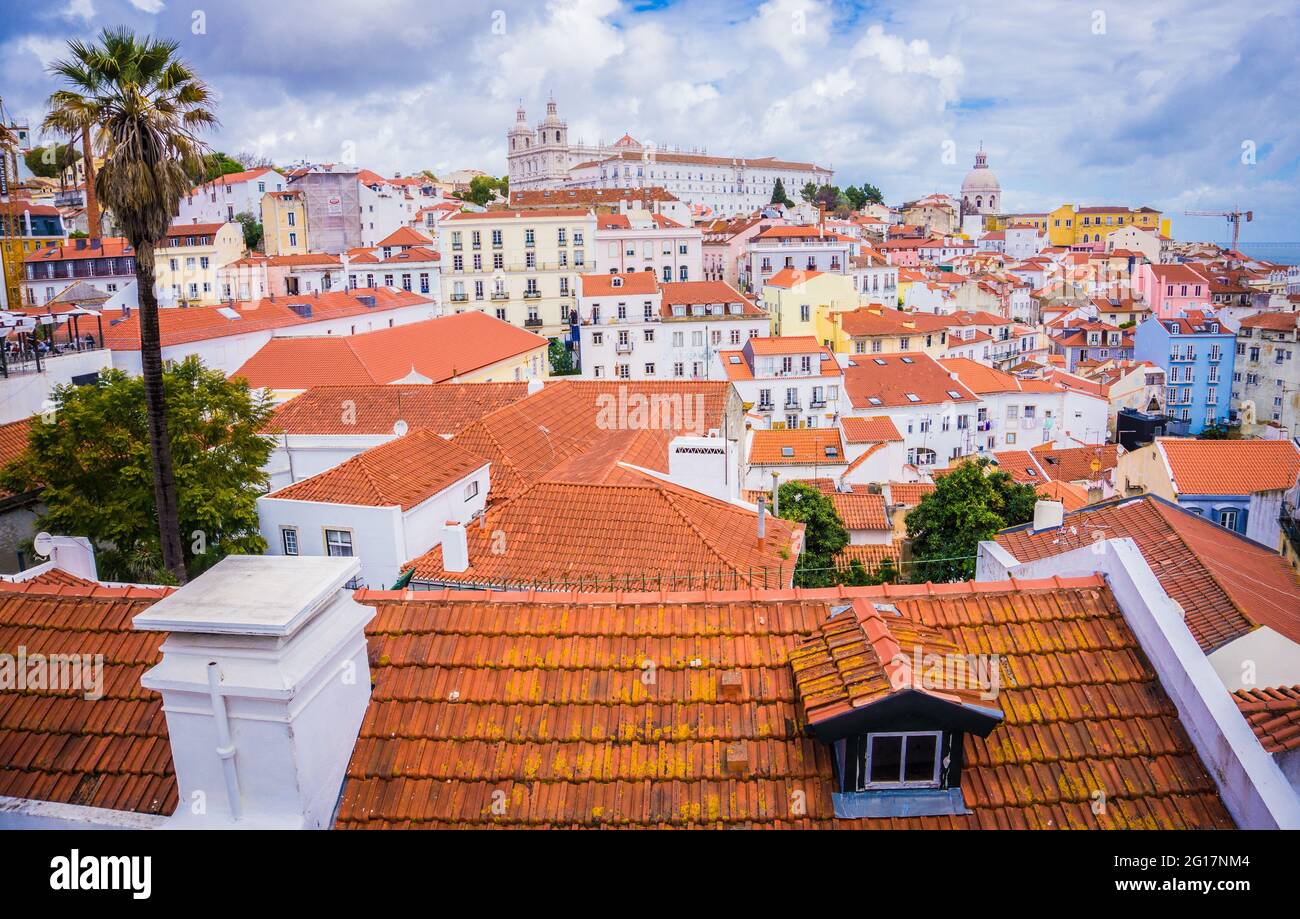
[720,669,744,699]
[725,742,748,774]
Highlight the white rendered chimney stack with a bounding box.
[132,555,374,829]
[442,521,470,572]
[1033,499,1065,532]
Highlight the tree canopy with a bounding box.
[24,144,79,179]
[234,211,263,252]
[770,177,794,207]
[774,481,900,587]
[1,358,274,584]
[456,174,508,206]
[904,459,1039,582]
[199,151,246,183]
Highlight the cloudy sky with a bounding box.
[3,0,1298,241]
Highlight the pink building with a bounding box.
[1132,263,1211,319]
[702,216,785,287]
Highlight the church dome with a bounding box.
[960,148,1001,213]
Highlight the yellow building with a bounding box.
[1048,204,1168,248]
[823,304,952,357]
[1,201,66,308]
[438,207,597,338]
[154,221,246,306]
[759,268,858,340]
[261,190,309,255]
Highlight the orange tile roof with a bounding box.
[264,383,530,436]
[1036,479,1089,511]
[161,222,227,240]
[845,353,977,408]
[659,280,753,310]
[0,579,176,815]
[997,495,1300,651]
[745,335,823,355]
[808,480,889,529]
[1239,312,1299,332]
[1031,443,1118,483]
[448,380,730,502]
[764,267,823,288]
[375,226,433,248]
[446,208,590,220]
[233,312,546,389]
[835,543,899,570]
[940,358,1061,395]
[266,430,487,510]
[887,481,936,506]
[103,288,431,350]
[840,416,902,443]
[1233,686,1300,753]
[25,237,134,263]
[339,577,1232,828]
[790,597,999,726]
[990,450,1048,483]
[749,428,845,465]
[1158,438,1300,495]
[754,225,853,243]
[578,271,659,296]
[404,469,803,590]
[0,417,34,501]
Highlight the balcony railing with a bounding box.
[524,317,543,328]
[756,402,774,412]
[449,293,469,302]
[523,291,541,299]
[491,291,510,300]
[615,341,633,353]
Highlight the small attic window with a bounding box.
[901,357,914,364]
[825,446,839,458]
[946,390,961,399]
[611,277,623,287]
[728,355,741,364]
[868,396,883,405]
[905,393,921,402]
[863,732,942,788]
[872,358,887,365]
[781,446,795,458]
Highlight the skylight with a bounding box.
[901,357,914,364]
[873,358,886,365]
[728,355,741,364]
[868,397,883,405]
[781,446,795,457]
[947,390,962,399]
[217,307,241,320]
[906,393,921,402]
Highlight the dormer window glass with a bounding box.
[863,732,943,788]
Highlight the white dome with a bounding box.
[961,168,1000,196]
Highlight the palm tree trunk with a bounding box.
[81,126,100,241]
[133,242,188,583]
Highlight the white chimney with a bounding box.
[1033,499,1065,532]
[132,556,374,829]
[33,532,98,582]
[442,521,469,572]
[527,378,545,396]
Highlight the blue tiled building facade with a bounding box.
[1134,313,1236,435]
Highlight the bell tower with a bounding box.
[507,101,535,190]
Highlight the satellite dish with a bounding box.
[393,419,409,437]
[33,532,54,558]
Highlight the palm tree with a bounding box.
[44,27,216,583]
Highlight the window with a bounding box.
[281,527,299,556]
[1218,509,1239,530]
[464,481,479,501]
[324,529,353,558]
[863,732,942,788]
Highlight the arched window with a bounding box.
[989,196,996,209]
[975,196,982,209]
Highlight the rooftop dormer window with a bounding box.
[790,599,1004,820]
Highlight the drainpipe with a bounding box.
[206,661,243,821]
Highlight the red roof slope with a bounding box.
[1158,438,1300,495]
[234,312,546,389]
[265,430,487,509]
[264,383,530,436]
[0,579,176,815]
[405,468,803,590]
[996,496,1300,651]
[1233,686,1300,753]
[337,578,1232,828]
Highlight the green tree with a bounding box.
[2,358,274,584]
[234,211,263,252]
[799,181,819,205]
[458,174,508,207]
[904,459,1038,582]
[860,183,884,205]
[839,554,900,586]
[199,150,245,182]
[548,337,576,375]
[770,177,794,207]
[1198,423,1237,440]
[45,28,218,581]
[844,184,867,211]
[775,481,848,588]
[24,144,79,180]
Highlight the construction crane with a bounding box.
[0,96,26,311]
[1184,208,1253,252]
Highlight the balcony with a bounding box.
[523,290,541,299]
[524,317,543,328]
[784,401,801,411]
[491,291,510,300]
[615,341,633,354]
[810,398,826,409]
[756,402,774,413]
[449,293,469,303]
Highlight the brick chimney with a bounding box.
[132,555,374,829]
